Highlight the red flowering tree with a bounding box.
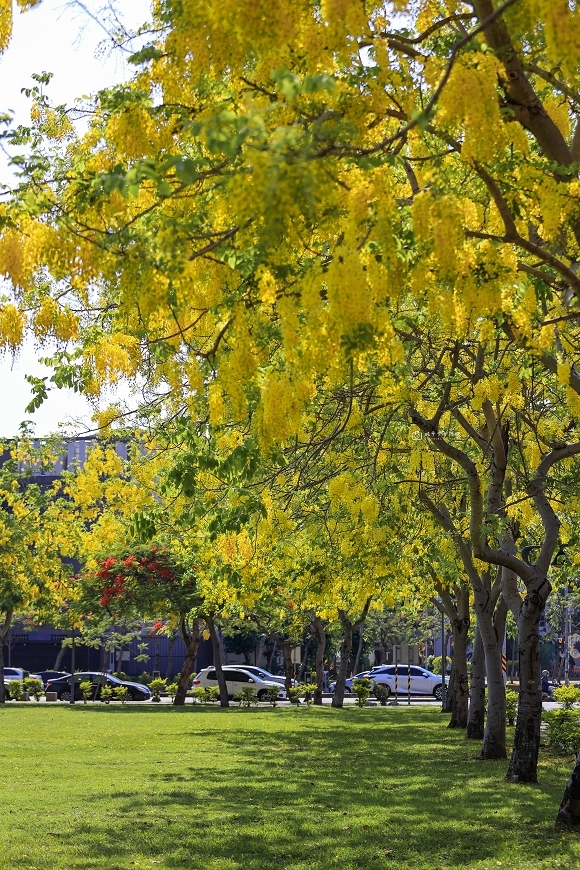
[80,546,203,705]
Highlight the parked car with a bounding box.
[35,670,70,687]
[45,672,151,702]
[193,666,287,701]
[3,667,44,698]
[235,666,298,687]
[329,671,371,694]
[369,665,450,700]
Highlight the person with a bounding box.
[542,670,553,699]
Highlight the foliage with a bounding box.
[543,709,580,755]
[554,687,580,710]
[373,683,390,707]
[505,690,519,727]
[79,681,93,704]
[266,685,279,707]
[352,678,371,708]
[301,684,318,707]
[234,686,258,707]
[99,685,112,704]
[206,686,220,704]
[149,679,166,701]
[166,682,179,701]
[113,685,129,704]
[7,680,23,701]
[190,686,209,704]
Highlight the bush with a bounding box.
[113,685,129,704]
[301,683,318,706]
[554,686,580,710]
[352,678,371,708]
[79,681,93,704]
[190,686,208,704]
[430,656,443,675]
[505,689,519,726]
[543,708,580,754]
[373,683,390,706]
[265,685,280,706]
[166,682,179,701]
[288,687,302,705]
[138,671,152,685]
[150,678,167,702]
[7,680,23,701]
[206,686,220,703]
[23,678,44,701]
[113,671,130,682]
[234,686,258,707]
[100,685,112,704]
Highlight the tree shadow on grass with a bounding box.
[4,709,578,869]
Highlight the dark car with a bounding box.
[46,672,151,702]
[35,670,70,687]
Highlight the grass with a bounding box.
[0,705,579,870]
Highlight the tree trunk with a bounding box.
[352,623,364,677]
[53,641,67,671]
[298,642,309,682]
[331,619,353,709]
[448,618,469,729]
[556,752,580,828]
[174,618,200,706]
[507,602,543,782]
[332,600,371,709]
[165,636,175,680]
[0,610,13,704]
[283,642,294,695]
[312,616,326,706]
[443,662,454,713]
[207,616,229,707]
[467,624,486,740]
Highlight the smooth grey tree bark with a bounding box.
[332,599,371,709]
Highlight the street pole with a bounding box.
[441,608,446,710]
[69,630,76,705]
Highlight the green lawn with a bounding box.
[0,705,579,870]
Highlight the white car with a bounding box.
[236,666,298,688]
[193,666,287,701]
[369,665,450,700]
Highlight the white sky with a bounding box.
[0,0,150,436]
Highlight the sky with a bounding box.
[0,0,150,437]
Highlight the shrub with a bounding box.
[266,685,280,706]
[234,686,258,707]
[373,683,390,706]
[301,683,318,706]
[430,656,443,675]
[190,686,208,704]
[352,678,371,708]
[543,708,580,754]
[7,680,23,701]
[554,686,580,710]
[206,686,220,703]
[100,685,112,704]
[166,682,179,701]
[79,681,93,704]
[138,671,152,685]
[150,678,167,702]
[23,678,44,701]
[113,685,129,704]
[113,671,130,682]
[505,689,519,726]
[288,687,302,705]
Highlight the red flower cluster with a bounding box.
[100,574,127,607]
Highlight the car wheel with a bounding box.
[126,690,136,701]
[60,689,72,702]
[257,690,269,702]
[344,687,352,694]
[434,685,443,701]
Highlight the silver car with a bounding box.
[370,665,450,700]
[193,666,287,701]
